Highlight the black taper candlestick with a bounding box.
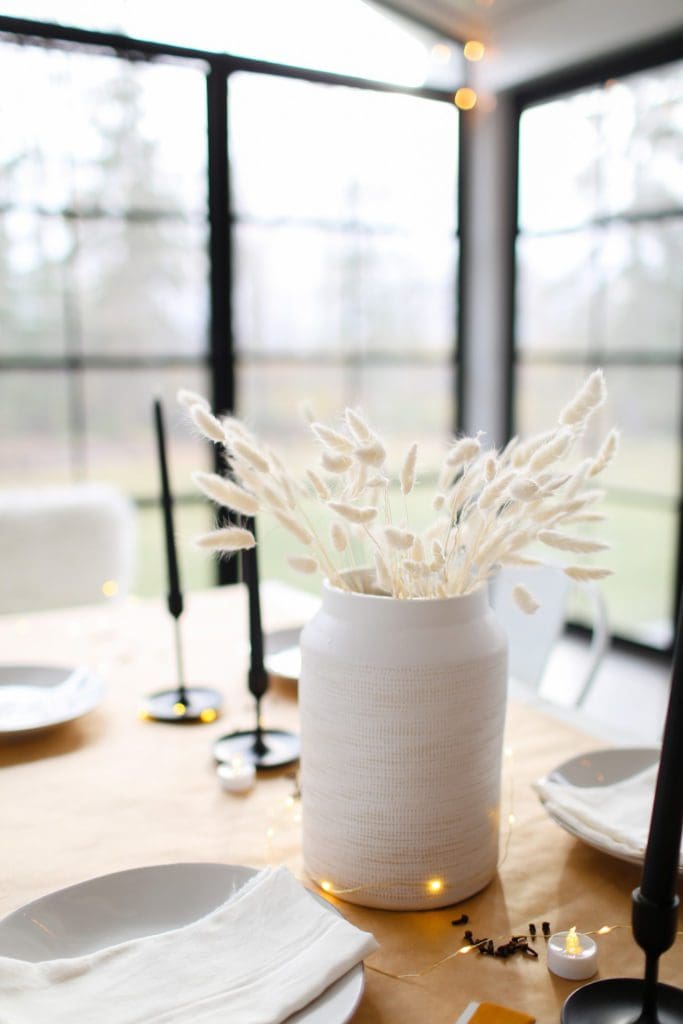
[213,517,299,769]
[562,597,683,1023]
[142,397,222,724]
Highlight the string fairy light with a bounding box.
[364,921,673,982]
[258,768,683,983]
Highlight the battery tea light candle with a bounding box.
[548,927,598,981]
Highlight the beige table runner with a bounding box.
[1,586,681,1024]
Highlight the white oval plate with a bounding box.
[0,863,365,1024]
[0,665,105,736]
[265,627,302,683]
[539,746,662,867]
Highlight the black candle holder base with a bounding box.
[213,728,299,769]
[141,687,222,724]
[562,978,683,1023]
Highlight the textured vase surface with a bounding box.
[299,577,508,910]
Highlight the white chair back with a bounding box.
[0,483,136,614]
[489,564,609,707]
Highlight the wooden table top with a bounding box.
[1,584,680,1024]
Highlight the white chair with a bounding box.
[0,483,136,615]
[489,564,609,708]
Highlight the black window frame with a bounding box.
[0,13,464,586]
[507,28,683,658]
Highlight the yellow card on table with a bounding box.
[455,1002,535,1024]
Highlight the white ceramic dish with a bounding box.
[0,863,365,1024]
[265,627,302,683]
[539,746,662,867]
[0,665,105,737]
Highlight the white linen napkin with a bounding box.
[535,763,683,865]
[0,866,378,1024]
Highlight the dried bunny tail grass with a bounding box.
[499,555,542,568]
[330,522,348,552]
[383,525,415,551]
[353,440,386,468]
[177,388,210,411]
[345,463,369,500]
[374,551,393,594]
[261,481,289,511]
[553,491,606,524]
[445,435,481,469]
[500,435,519,460]
[306,469,330,500]
[194,526,255,552]
[433,493,446,511]
[287,555,319,575]
[528,428,573,473]
[191,472,259,516]
[431,539,445,567]
[273,510,314,546]
[559,368,607,427]
[365,473,389,490]
[512,583,540,614]
[411,537,425,561]
[484,455,498,482]
[190,405,227,444]
[589,428,620,477]
[400,442,418,495]
[511,430,554,468]
[509,477,540,501]
[230,438,270,473]
[564,565,613,582]
[478,469,515,510]
[278,471,299,511]
[344,407,373,443]
[222,416,256,442]
[404,559,430,577]
[321,450,353,474]
[311,422,354,454]
[539,530,610,554]
[328,501,378,525]
[569,511,607,523]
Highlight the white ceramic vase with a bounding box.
[299,574,508,910]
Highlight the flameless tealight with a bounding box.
[547,927,598,980]
[217,758,256,794]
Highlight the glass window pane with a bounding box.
[514,363,590,439]
[597,498,677,649]
[235,224,456,358]
[76,219,209,357]
[516,232,596,355]
[133,501,216,598]
[585,365,681,499]
[602,220,683,356]
[0,212,73,356]
[230,74,458,231]
[0,371,71,485]
[82,367,211,498]
[602,61,683,217]
[519,91,602,232]
[516,363,681,500]
[0,42,207,216]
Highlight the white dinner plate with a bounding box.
[0,863,365,1024]
[0,665,105,737]
[265,627,302,683]
[538,746,662,867]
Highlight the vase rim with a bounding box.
[320,568,490,626]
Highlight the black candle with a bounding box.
[639,595,683,907]
[241,516,267,700]
[153,398,183,621]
